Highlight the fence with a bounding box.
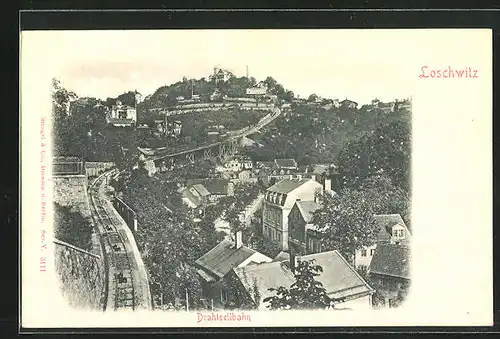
[113,196,138,232]
[53,161,85,175]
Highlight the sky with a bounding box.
[23,29,418,105]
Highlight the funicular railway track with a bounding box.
[89,171,136,311]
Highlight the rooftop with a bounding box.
[234,250,374,306]
[374,214,411,244]
[267,178,315,194]
[295,200,322,223]
[186,178,231,196]
[195,239,263,279]
[274,159,298,168]
[370,243,411,279]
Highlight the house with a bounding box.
[393,99,412,113]
[310,164,339,192]
[262,178,323,251]
[195,231,272,309]
[246,81,268,96]
[369,243,411,308]
[210,89,222,101]
[169,120,182,136]
[211,67,233,84]
[225,250,375,310]
[274,158,297,170]
[181,178,235,208]
[288,200,324,255]
[222,156,253,172]
[340,98,358,110]
[191,94,201,101]
[176,96,185,101]
[107,100,137,127]
[354,214,411,273]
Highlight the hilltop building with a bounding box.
[107,99,137,127]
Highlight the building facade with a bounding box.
[262,178,323,251]
[107,100,137,126]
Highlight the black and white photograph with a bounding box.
[21,29,492,327]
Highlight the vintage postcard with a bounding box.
[20,29,492,328]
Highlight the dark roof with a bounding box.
[233,250,374,305]
[370,243,411,279]
[374,214,411,244]
[267,178,314,194]
[275,159,297,168]
[186,178,231,195]
[295,201,322,223]
[340,99,358,105]
[195,239,258,279]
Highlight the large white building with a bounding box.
[107,100,137,127]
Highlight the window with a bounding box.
[370,249,375,256]
[392,229,398,237]
[398,229,404,237]
[221,289,228,303]
[361,249,367,257]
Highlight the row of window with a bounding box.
[264,207,281,225]
[264,225,282,243]
[393,229,405,237]
[360,248,376,257]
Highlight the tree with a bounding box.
[263,259,332,310]
[311,189,379,264]
[357,175,411,226]
[284,90,295,102]
[308,94,318,102]
[337,120,411,192]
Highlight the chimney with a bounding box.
[324,178,332,193]
[235,231,243,249]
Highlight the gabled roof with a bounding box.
[181,187,202,207]
[186,178,231,196]
[275,159,297,168]
[273,251,290,262]
[266,178,316,194]
[374,214,411,244]
[233,250,374,306]
[195,239,263,279]
[192,184,211,197]
[295,200,322,223]
[370,243,411,279]
[232,261,296,305]
[340,99,357,105]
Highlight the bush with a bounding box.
[53,203,93,251]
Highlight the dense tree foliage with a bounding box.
[244,102,406,165]
[311,190,379,264]
[264,259,332,310]
[337,119,411,192]
[53,203,93,251]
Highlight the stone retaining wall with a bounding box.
[53,239,105,310]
